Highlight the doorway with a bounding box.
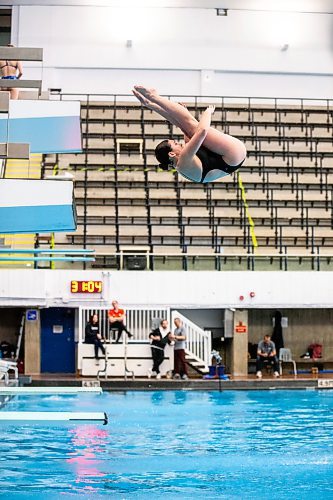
[40,308,75,373]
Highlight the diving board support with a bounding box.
[0,411,108,425]
[0,80,42,92]
[0,143,30,160]
[0,47,43,61]
[0,93,9,113]
[0,386,102,395]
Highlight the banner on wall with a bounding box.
[0,100,82,153]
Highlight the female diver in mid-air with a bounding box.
[132,85,246,184]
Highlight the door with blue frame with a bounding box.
[41,308,75,373]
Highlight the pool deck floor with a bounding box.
[25,373,333,391]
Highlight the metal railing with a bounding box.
[171,310,211,372]
[56,91,333,108]
[91,247,333,272]
[79,306,170,343]
[79,306,212,373]
[0,360,18,385]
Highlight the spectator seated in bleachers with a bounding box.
[256,334,280,379]
[132,85,246,184]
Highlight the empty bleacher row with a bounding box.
[41,97,333,270]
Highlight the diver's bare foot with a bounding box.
[134,85,158,101]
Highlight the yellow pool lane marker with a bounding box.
[238,172,258,248]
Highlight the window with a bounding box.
[0,8,11,46]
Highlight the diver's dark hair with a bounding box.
[155,140,172,170]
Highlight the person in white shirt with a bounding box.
[173,318,188,380]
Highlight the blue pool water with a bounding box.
[0,390,333,499]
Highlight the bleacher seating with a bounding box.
[41,96,333,270]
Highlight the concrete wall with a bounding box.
[12,5,333,98]
[178,308,224,336]
[248,309,333,360]
[1,270,333,309]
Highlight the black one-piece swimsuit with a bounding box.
[181,145,245,183]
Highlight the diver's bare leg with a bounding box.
[134,86,198,137]
[135,86,246,165]
[133,89,197,136]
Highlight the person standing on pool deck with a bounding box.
[0,44,23,100]
[108,300,133,343]
[132,85,246,184]
[148,319,172,379]
[173,318,189,380]
[256,334,280,379]
[85,314,106,364]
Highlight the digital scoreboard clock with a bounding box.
[70,280,103,293]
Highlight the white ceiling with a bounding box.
[3,0,333,13]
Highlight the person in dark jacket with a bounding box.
[271,310,284,356]
[148,319,173,379]
[85,314,105,363]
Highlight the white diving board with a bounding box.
[0,411,108,425]
[0,179,76,233]
[0,100,81,154]
[0,386,102,395]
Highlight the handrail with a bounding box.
[58,92,333,106]
[171,310,211,371]
[79,306,170,343]
[0,248,95,254]
[0,256,95,262]
[91,249,330,272]
[93,251,325,258]
[0,359,18,385]
[0,248,95,263]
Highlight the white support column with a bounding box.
[231,310,249,377]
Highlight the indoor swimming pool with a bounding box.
[0,389,332,499]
